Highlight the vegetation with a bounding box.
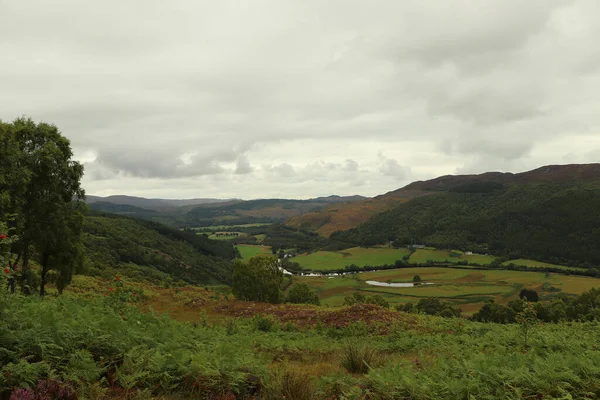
[83,213,236,285]
[286,283,320,305]
[232,256,283,303]
[0,118,85,295]
[333,181,600,268]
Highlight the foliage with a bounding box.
[343,292,389,308]
[82,214,234,284]
[333,181,600,268]
[516,300,539,349]
[340,339,377,374]
[232,256,283,303]
[286,283,320,305]
[519,288,539,302]
[0,118,87,295]
[398,298,461,318]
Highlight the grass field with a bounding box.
[236,244,273,259]
[503,258,586,272]
[296,266,600,314]
[408,248,496,265]
[294,247,411,271]
[192,223,272,231]
[207,232,249,240]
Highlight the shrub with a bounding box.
[253,314,276,332]
[287,283,320,305]
[340,340,377,374]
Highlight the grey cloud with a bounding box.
[379,159,411,180]
[235,155,253,175]
[1,0,599,198]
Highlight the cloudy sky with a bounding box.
[1,1,599,199]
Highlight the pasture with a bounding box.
[502,258,586,272]
[295,266,600,314]
[294,247,411,271]
[236,244,273,259]
[408,248,496,265]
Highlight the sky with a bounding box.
[1,0,599,199]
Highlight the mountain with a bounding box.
[86,195,235,212]
[86,194,367,228]
[331,164,600,267]
[286,164,600,237]
[82,211,237,284]
[184,196,367,227]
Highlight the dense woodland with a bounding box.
[333,181,600,268]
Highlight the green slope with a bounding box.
[82,212,236,284]
[333,181,600,268]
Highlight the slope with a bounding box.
[333,177,600,267]
[82,211,237,285]
[288,163,600,237]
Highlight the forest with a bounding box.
[332,181,600,268]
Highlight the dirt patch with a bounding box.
[213,302,418,332]
[455,273,485,284]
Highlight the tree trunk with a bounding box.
[40,253,49,297]
[21,244,30,294]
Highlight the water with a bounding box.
[365,280,433,287]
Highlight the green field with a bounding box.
[503,258,586,272]
[192,223,272,231]
[408,248,496,265]
[236,244,272,259]
[294,247,411,271]
[296,266,600,314]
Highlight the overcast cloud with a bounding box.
[1,0,599,199]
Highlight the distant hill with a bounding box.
[86,194,366,228]
[83,211,237,284]
[86,195,236,211]
[331,164,600,267]
[287,164,600,237]
[184,196,367,227]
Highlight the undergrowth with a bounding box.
[2,278,600,399]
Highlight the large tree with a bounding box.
[232,256,283,303]
[0,118,85,294]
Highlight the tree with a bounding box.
[519,288,539,302]
[286,282,320,305]
[232,256,283,303]
[412,275,422,283]
[1,118,85,294]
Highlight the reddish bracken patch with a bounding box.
[213,302,416,332]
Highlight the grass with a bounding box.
[192,223,272,230]
[236,244,273,259]
[297,266,600,311]
[503,258,586,272]
[5,277,600,399]
[207,231,249,240]
[294,247,410,271]
[408,248,496,265]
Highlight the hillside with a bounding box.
[86,195,235,211]
[86,194,366,228]
[286,164,600,237]
[332,166,600,267]
[82,212,237,284]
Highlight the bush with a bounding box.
[340,340,377,374]
[287,283,320,305]
[253,314,277,332]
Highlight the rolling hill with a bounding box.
[82,211,238,284]
[287,164,600,237]
[86,194,366,228]
[331,164,600,267]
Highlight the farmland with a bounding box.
[407,248,497,265]
[293,247,411,270]
[294,267,600,314]
[236,244,272,259]
[502,258,587,272]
